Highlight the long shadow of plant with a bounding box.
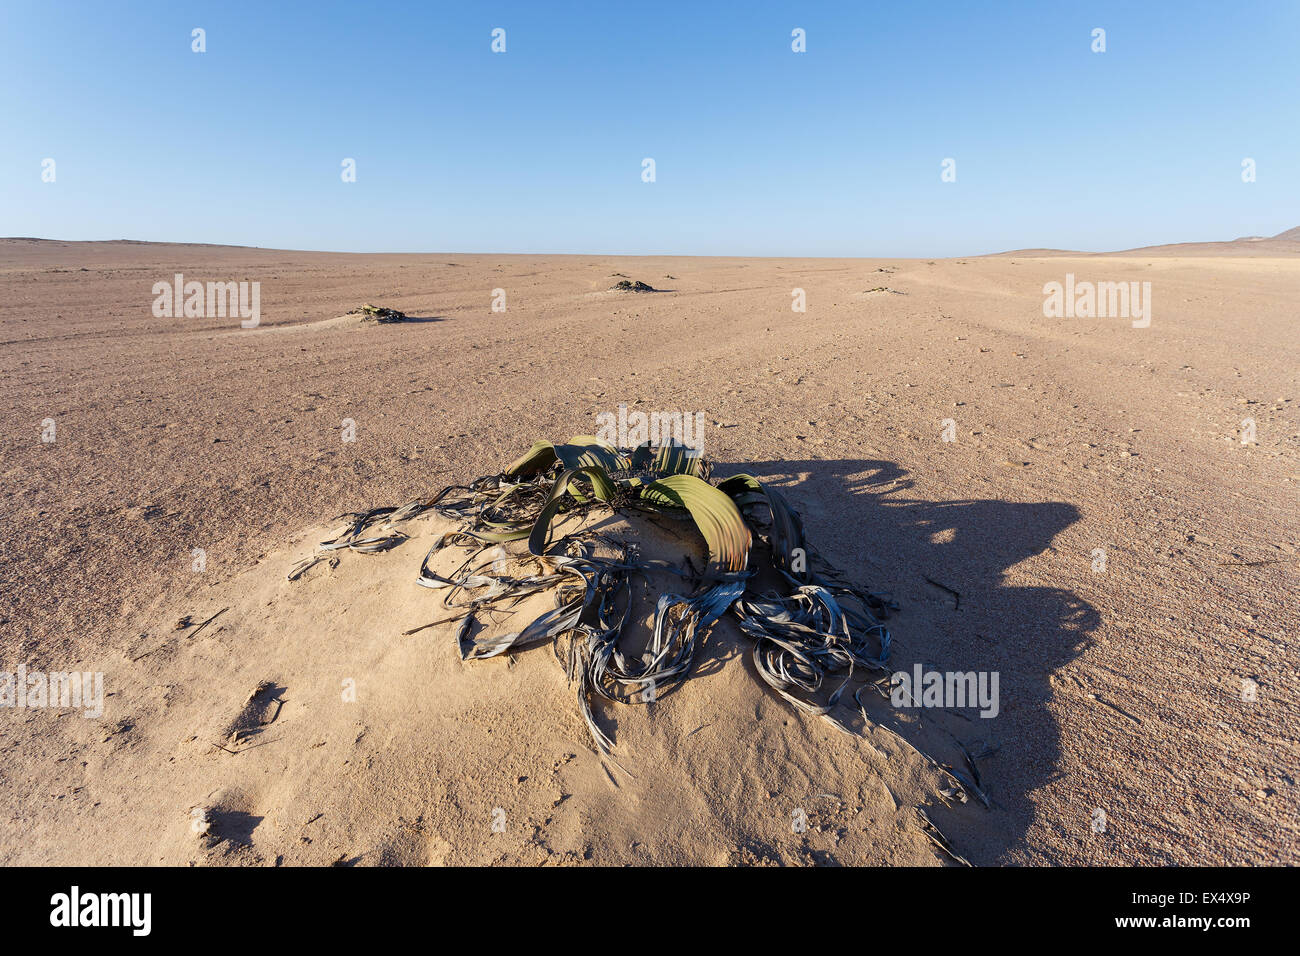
[720,457,1099,864]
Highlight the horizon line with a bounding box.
[3,229,1297,260]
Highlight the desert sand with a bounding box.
[0,237,1296,866]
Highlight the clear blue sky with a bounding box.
[3,0,1297,257]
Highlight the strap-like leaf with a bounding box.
[504,439,558,477]
[528,466,616,556]
[640,473,751,577]
[553,435,629,473]
[506,436,629,478]
[718,473,807,581]
[652,441,708,479]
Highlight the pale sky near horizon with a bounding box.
[2,0,1298,257]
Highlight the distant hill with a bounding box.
[993,226,1300,258]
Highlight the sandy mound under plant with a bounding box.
[119,437,998,866]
